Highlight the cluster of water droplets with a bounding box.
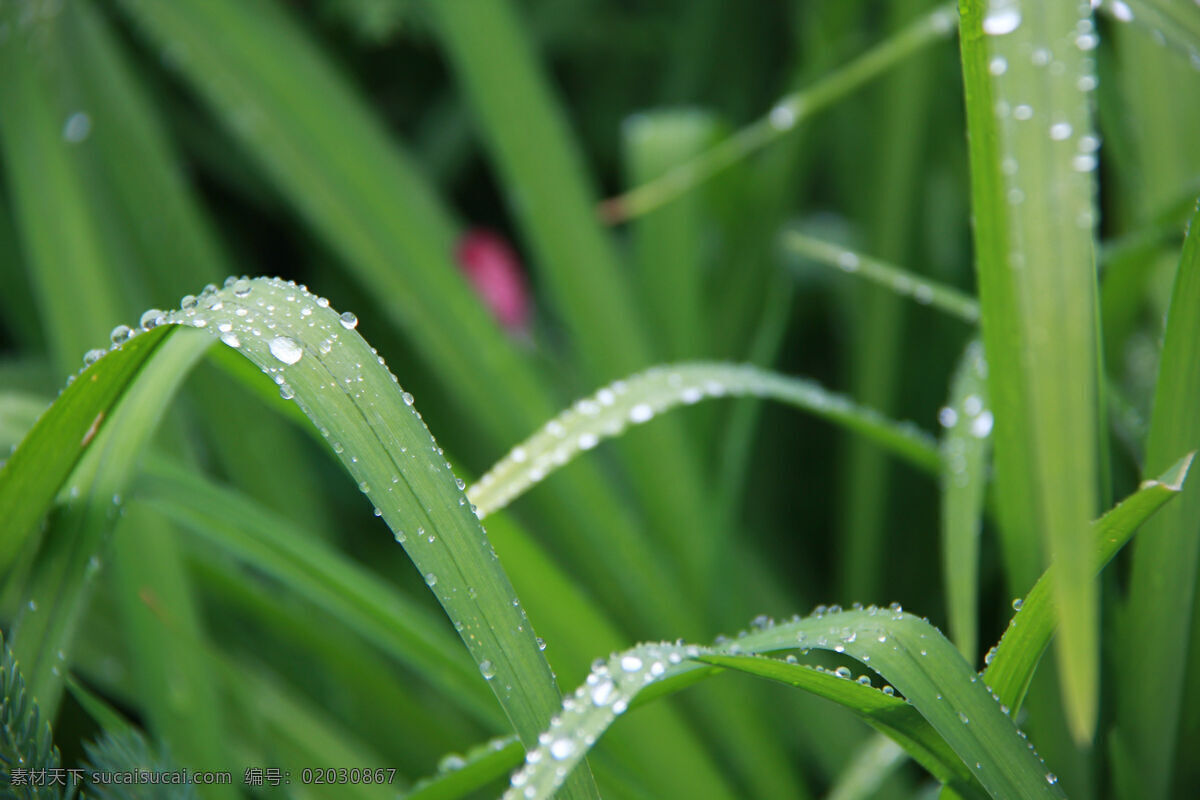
[469,363,936,519]
[505,604,1064,800]
[983,0,1102,245]
[939,342,992,487]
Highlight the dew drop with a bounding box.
[629,404,653,423]
[425,572,437,587]
[768,103,797,131]
[402,391,415,406]
[479,660,495,680]
[835,666,852,679]
[62,112,92,143]
[591,680,615,706]
[982,8,1021,36]
[989,56,1008,75]
[1046,773,1058,785]
[971,410,994,438]
[83,348,106,367]
[959,711,970,724]
[220,332,241,349]
[1012,597,1024,611]
[578,432,599,450]
[110,324,133,346]
[938,406,958,428]
[621,655,643,672]
[279,383,295,400]
[233,278,252,297]
[549,738,575,761]
[269,336,303,365]
[1050,121,1072,141]
[339,311,358,329]
[140,309,165,330]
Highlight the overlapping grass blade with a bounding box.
[599,3,958,223]
[404,735,522,800]
[468,362,939,519]
[505,609,1065,800]
[958,0,1103,740]
[940,341,991,659]
[114,0,556,449]
[984,453,1193,712]
[698,654,984,798]
[1114,201,1200,798]
[133,457,502,729]
[157,277,600,799]
[782,229,980,323]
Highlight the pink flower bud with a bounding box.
[455,229,531,335]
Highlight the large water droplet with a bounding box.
[233,278,252,297]
[549,738,575,761]
[479,660,496,679]
[140,309,165,330]
[982,7,1021,36]
[110,325,133,346]
[621,655,643,672]
[339,311,358,329]
[269,336,303,365]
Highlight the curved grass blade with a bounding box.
[158,277,599,800]
[782,229,981,323]
[983,452,1194,713]
[404,735,522,800]
[505,609,1065,800]
[698,655,984,798]
[0,325,175,580]
[468,362,939,518]
[599,3,958,223]
[939,341,992,659]
[958,0,1103,741]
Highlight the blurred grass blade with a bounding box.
[826,737,908,800]
[115,0,557,448]
[984,452,1194,714]
[782,229,980,323]
[599,3,959,223]
[0,328,174,577]
[958,0,1103,741]
[133,457,503,729]
[404,735,522,800]
[1115,200,1200,798]
[1100,0,1200,64]
[940,341,992,659]
[505,609,1064,800]
[161,278,599,800]
[623,109,719,360]
[468,362,940,518]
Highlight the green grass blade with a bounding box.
[0,327,174,577]
[160,277,600,800]
[114,0,556,448]
[8,329,217,749]
[133,457,502,729]
[984,453,1194,713]
[958,0,1103,741]
[468,362,940,518]
[698,655,985,798]
[826,737,909,800]
[940,341,992,659]
[404,736,522,800]
[1101,0,1200,64]
[600,3,958,223]
[1115,201,1200,797]
[623,109,719,360]
[506,610,1065,800]
[782,229,981,323]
